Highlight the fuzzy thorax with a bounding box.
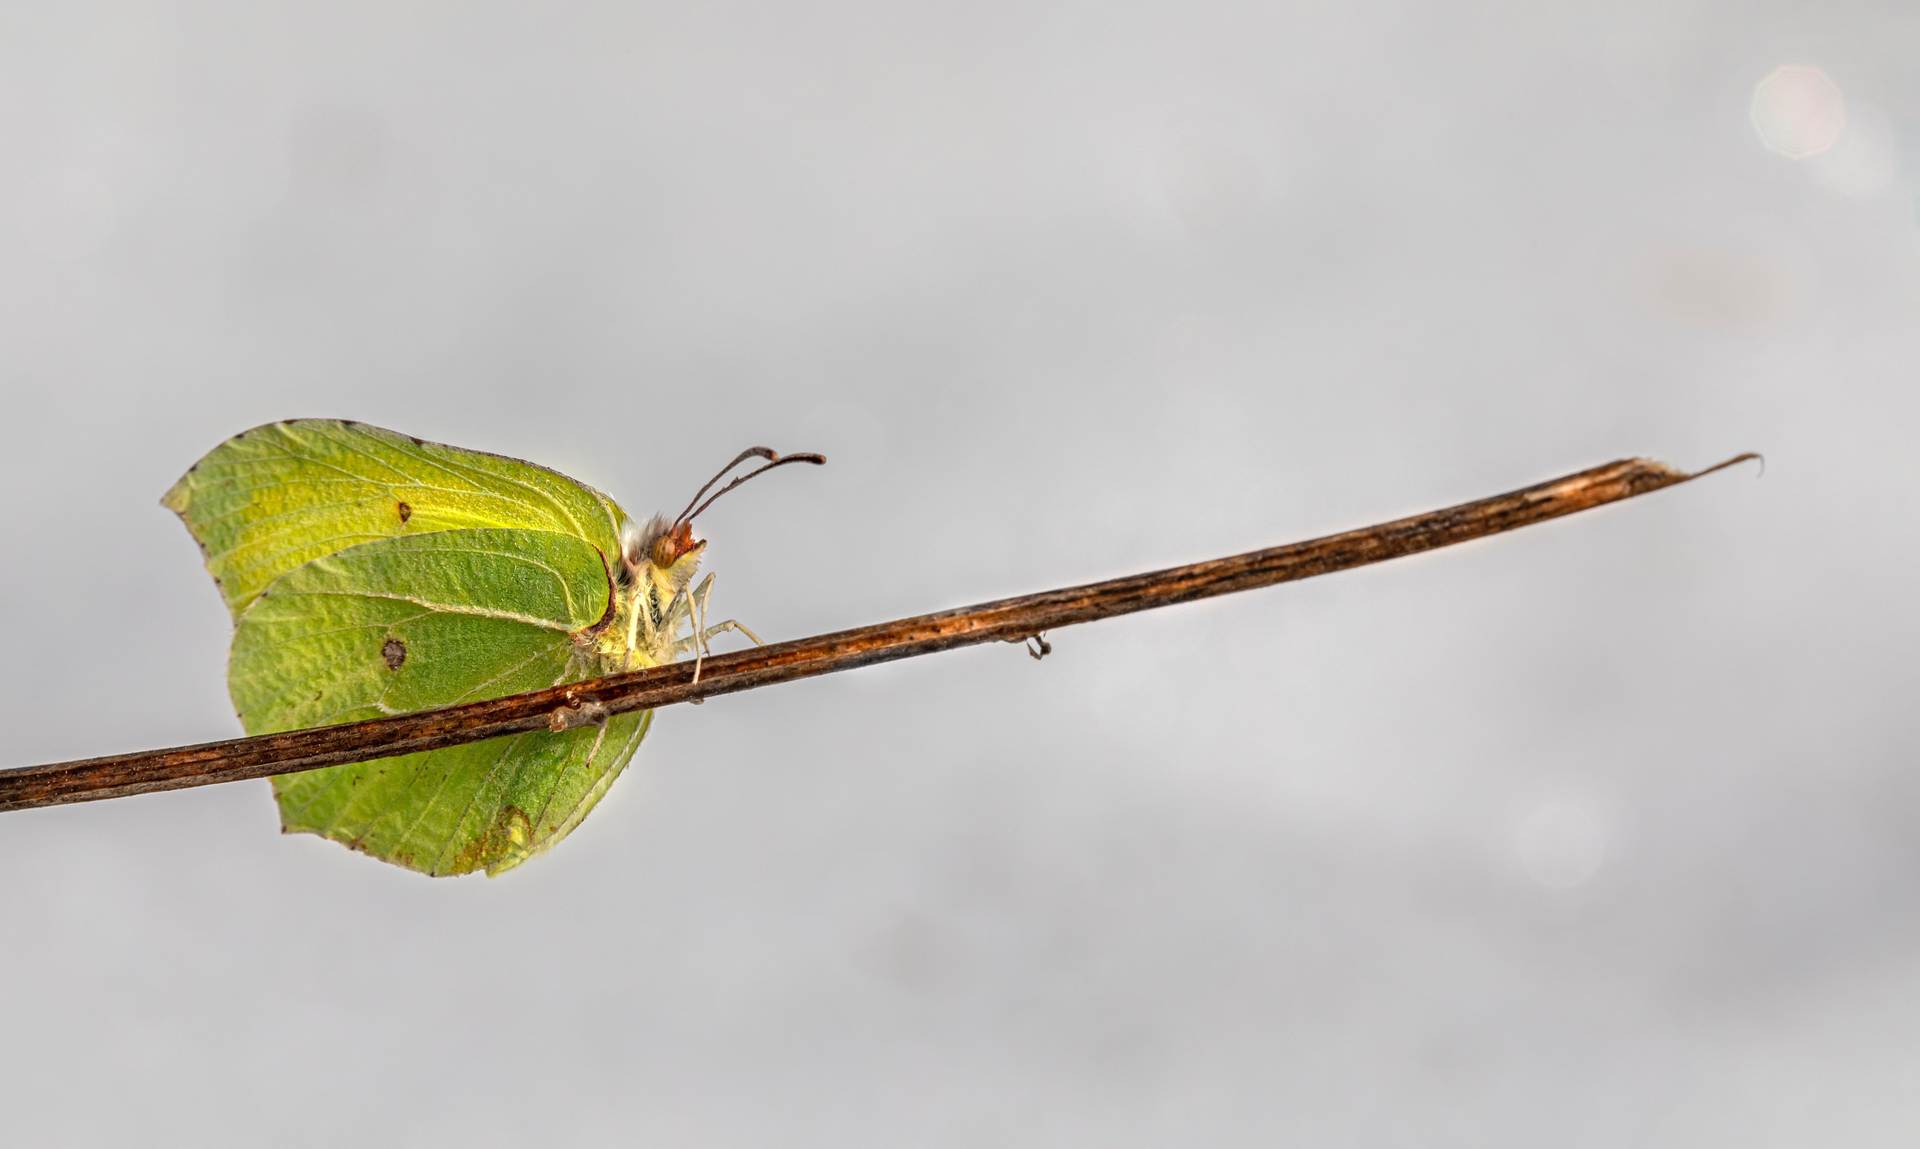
[582,515,708,670]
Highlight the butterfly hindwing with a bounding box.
[229,528,646,876]
[269,718,651,877]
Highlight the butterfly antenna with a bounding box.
[672,448,778,525]
[679,449,827,525]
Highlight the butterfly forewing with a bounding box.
[164,419,627,619]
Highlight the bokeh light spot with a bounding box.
[1751,65,1847,160]
[1510,792,1613,890]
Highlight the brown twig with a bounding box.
[0,453,1758,812]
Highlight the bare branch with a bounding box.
[0,453,1758,812]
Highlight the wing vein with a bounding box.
[266,588,574,631]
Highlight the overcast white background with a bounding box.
[3,2,1917,1145]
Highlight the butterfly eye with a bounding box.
[649,521,706,568]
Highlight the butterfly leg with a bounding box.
[692,572,718,656]
[672,575,765,686]
[697,618,765,647]
[669,573,718,687]
[623,579,653,673]
[684,574,770,676]
[691,572,721,687]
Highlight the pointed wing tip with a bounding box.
[160,472,193,514]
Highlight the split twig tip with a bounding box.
[1691,451,1765,480]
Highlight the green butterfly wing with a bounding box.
[167,422,651,877]
[162,419,626,619]
[230,530,646,876]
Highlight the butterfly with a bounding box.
[164,419,820,877]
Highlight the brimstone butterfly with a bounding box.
[164,419,820,877]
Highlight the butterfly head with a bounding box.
[615,446,825,623]
[620,515,706,601]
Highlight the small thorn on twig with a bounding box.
[1023,633,1053,661]
[547,696,610,733]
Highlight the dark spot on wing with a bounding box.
[396,500,412,524]
[409,435,425,446]
[382,637,407,670]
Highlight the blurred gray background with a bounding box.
[2,1,1915,1145]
